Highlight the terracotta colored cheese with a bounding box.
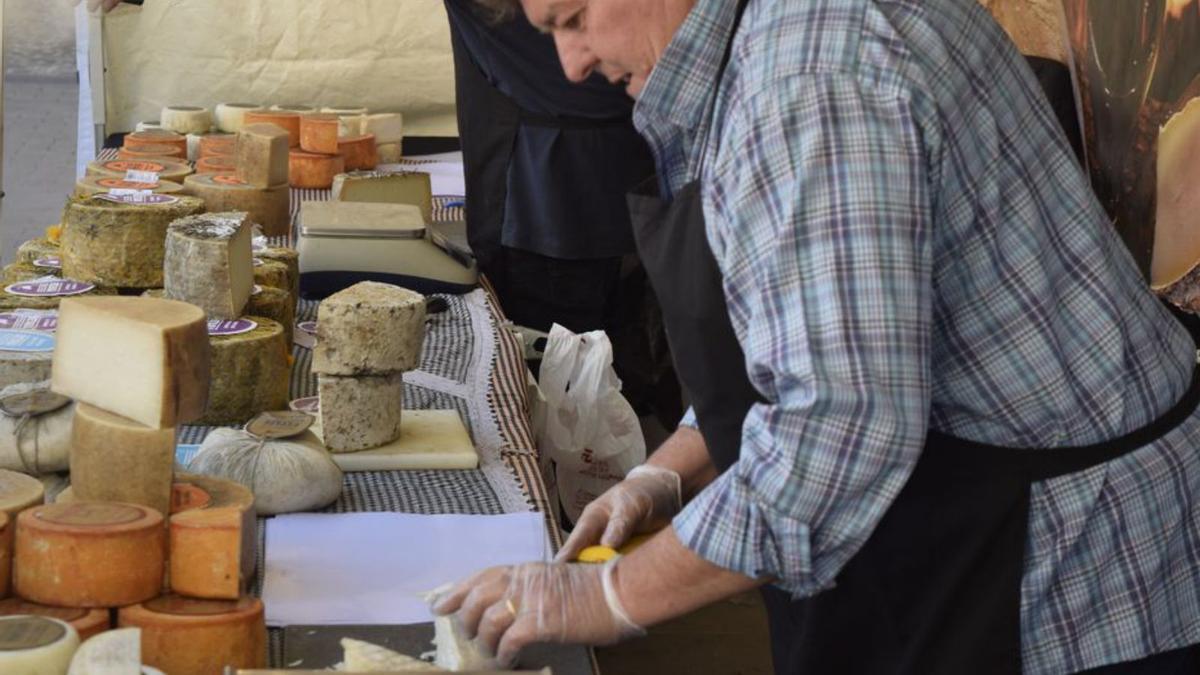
[0,512,9,598]
[181,174,290,238]
[198,134,236,159]
[194,154,238,175]
[337,134,378,171]
[51,296,211,429]
[197,316,290,425]
[73,176,184,197]
[118,145,185,161]
[242,111,301,148]
[69,403,175,515]
[236,124,290,188]
[15,502,165,607]
[0,598,111,640]
[299,114,340,154]
[86,159,193,184]
[124,130,187,157]
[289,150,344,189]
[168,508,251,600]
[118,595,265,675]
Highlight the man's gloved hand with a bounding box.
[554,465,682,563]
[432,560,644,666]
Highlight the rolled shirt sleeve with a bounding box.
[673,74,936,597]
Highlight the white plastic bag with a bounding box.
[537,324,646,525]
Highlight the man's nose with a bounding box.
[553,31,596,83]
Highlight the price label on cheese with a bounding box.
[0,390,70,418]
[207,318,257,336]
[0,311,57,331]
[5,279,95,297]
[94,192,179,206]
[123,169,161,185]
[31,256,62,269]
[293,321,317,349]
[0,330,55,353]
[297,321,317,334]
[289,396,321,414]
[245,410,314,439]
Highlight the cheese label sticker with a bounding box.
[0,311,57,331]
[297,321,317,334]
[122,169,161,185]
[0,330,54,353]
[94,192,179,206]
[104,160,167,173]
[245,410,314,439]
[5,279,95,297]
[32,255,62,269]
[289,396,321,414]
[208,318,257,336]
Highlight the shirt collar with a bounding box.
[633,0,742,131]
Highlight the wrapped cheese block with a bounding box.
[86,158,193,184]
[0,381,74,475]
[198,317,290,426]
[318,373,403,452]
[314,281,426,375]
[163,212,254,320]
[189,428,342,515]
[51,296,210,429]
[61,194,206,289]
[182,174,290,238]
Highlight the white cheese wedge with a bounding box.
[341,638,444,671]
[67,627,141,675]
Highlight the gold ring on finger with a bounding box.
[505,598,518,618]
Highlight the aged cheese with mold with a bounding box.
[181,174,290,238]
[314,281,425,375]
[318,373,403,452]
[163,212,254,320]
[198,317,290,426]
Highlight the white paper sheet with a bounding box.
[263,512,549,626]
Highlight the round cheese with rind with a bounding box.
[243,111,301,148]
[215,103,264,134]
[318,373,403,453]
[86,159,193,184]
[256,246,300,301]
[314,281,426,375]
[124,130,187,157]
[289,150,344,189]
[189,427,341,515]
[160,106,212,135]
[0,615,81,674]
[16,239,59,267]
[198,316,290,426]
[74,177,184,197]
[338,134,378,171]
[0,599,110,641]
[182,174,290,238]
[117,595,266,675]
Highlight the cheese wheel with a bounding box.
[123,130,187,157]
[86,159,193,184]
[242,111,301,147]
[360,113,404,145]
[163,213,255,321]
[214,103,264,134]
[299,114,340,154]
[247,285,294,347]
[289,150,344,189]
[60,194,206,290]
[199,316,290,426]
[314,281,426,375]
[252,258,289,292]
[15,502,165,607]
[318,373,404,452]
[0,349,52,390]
[167,508,251,600]
[135,121,161,132]
[3,262,58,284]
[269,103,316,114]
[181,174,290,238]
[0,615,80,673]
[16,239,60,267]
[0,599,110,640]
[118,595,266,675]
[0,286,117,312]
[73,177,184,197]
[337,134,378,171]
[377,141,403,164]
[50,296,211,429]
[256,246,300,302]
[118,145,184,161]
[194,154,237,175]
[198,134,235,159]
[69,403,175,515]
[160,106,212,136]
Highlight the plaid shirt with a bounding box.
[634,0,1200,672]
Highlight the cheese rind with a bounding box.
[314,281,426,375]
[199,317,290,426]
[256,246,300,301]
[331,170,433,223]
[16,239,59,267]
[194,154,237,175]
[163,212,254,320]
[360,113,404,145]
[0,616,81,674]
[242,111,301,147]
[0,598,110,640]
[117,595,266,675]
[181,175,290,238]
[0,350,52,390]
[15,502,165,607]
[74,177,185,197]
[338,134,378,171]
[289,150,344,189]
[236,124,290,188]
[118,144,184,161]
[318,373,403,452]
[246,286,294,347]
[61,195,206,289]
[198,134,236,159]
[299,114,340,154]
[160,106,212,135]
[124,130,187,157]
[69,402,175,515]
[253,258,289,292]
[169,472,256,596]
[50,296,210,429]
[168,507,249,600]
[3,262,58,284]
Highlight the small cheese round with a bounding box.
[318,373,404,453]
[182,174,290,238]
[314,281,426,375]
[215,103,264,133]
[124,130,187,157]
[160,106,213,135]
[289,149,345,189]
[256,246,300,301]
[299,114,340,154]
[190,428,342,515]
[0,599,110,640]
[118,145,184,161]
[117,595,266,674]
[253,258,289,292]
[15,502,165,607]
[338,134,378,171]
[86,158,193,184]
[0,616,80,673]
[0,381,74,475]
[247,285,295,347]
[199,316,290,426]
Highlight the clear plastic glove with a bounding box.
[432,560,644,666]
[555,465,682,562]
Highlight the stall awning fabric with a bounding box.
[100,0,458,137]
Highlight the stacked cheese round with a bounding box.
[119,595,266,674]
[0,598,111,640]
